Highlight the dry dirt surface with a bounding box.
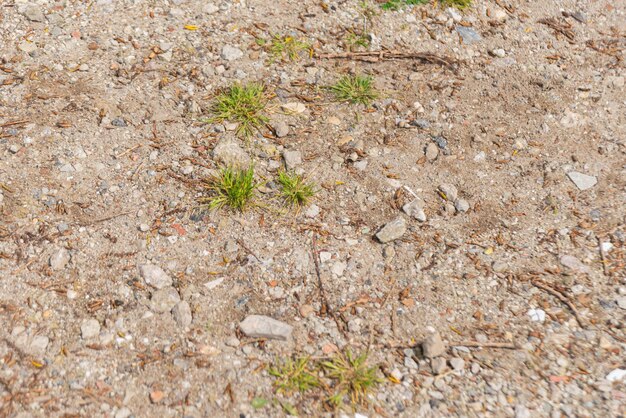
[1,0,625,417]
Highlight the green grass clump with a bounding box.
[210,83,269,138]
[322,350,382,408]
[380,0,427,11]
[269,357,320,394]
[330,74,378,106]
[277,171,316,208]
[201,166,257,211]
[345,30,371,51]
[440,0,472,9]
[268,35,310,62]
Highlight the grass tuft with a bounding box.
[210,83,269,139]
[321,350,382,408]
[277,171,316,208]
[330,74,378,106]
[200,166,257,211]
[380,0,427,11]
[441,0,472,9]
[268,35,311,62]
[269,357,320,394]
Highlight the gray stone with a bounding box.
[431,357,447,375]
[375,217,406,243]
[172,301,192,327]
[515,405,531,418]
[425,143,439,161]
[439,184,458,201]
[221,45,243,61]
[81,319,101,339]
[273,121,289,138]
[456,26,482,44]
[422,332,446,358]
[403,198,427,222]
[139,264,173,289]
[560,255,590,274]
[49,248,70,270]
[239,315,292,340]
[9,144,21,154]
[450,357,465,371]
[29,335,49,354]
[282,150,302,170]
[23,5,46,22]
[111,118,127,127]
[567,171,597,191]
[305,204,320,218]
[616,296,626,310]
[492,48,506,58]
[18,41,37,53]
[151,287,181,313]
[212,138,250,168]
[454,198,470,213]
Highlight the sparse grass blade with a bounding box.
[321,350,382,408]
[210,83,269,139]
[268,35,311,62]
[380,0,428,11]
[441,0,472,9]
[277,171,316,208]
[200,166,257,212]
[330,74,378,106]
[269,357,320,394]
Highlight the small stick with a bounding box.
[531,279,585,328]
[115,144,141,159]
[315,50,458,69]
[597,237,610,277]
[78,210,132,226]
[452,341,520,350]
[312,235,348,338]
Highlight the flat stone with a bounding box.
[282,150,302,170]
[49,248,70,270]
[431,357,447,375]
[172,301,192,327]
[560,255,590,274]
[139,264,173,289]
[221,45,243,61]
[527,308,546,323]
[616,296,626,310]
[151,287,181,313]
[438,184,458,201]
[375,217,406,243]
[305,204,320,218]
[450,357,465,371]
[23,5,46,22]
[454,198,470,213]
[456,26,482,44]
[422,332,446,358]
[281,102,306,114]
[81,319,101,339]
[18,41,37,53]
[425,143,439,161]
[403,198,427,222]
[212,138,250,168]
[239,315,292,340]
[567,171,597,191]
[273,121,289,138]
[606,368,626,382]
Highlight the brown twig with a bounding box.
[531,279,585,328]
[311,235,348,338]
[597,237,610,277]
[78,210,132,226]
[452,341,520,350]
[315,50,458,69]
[538,18,575,41]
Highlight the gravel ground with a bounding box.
[1,0,625,417]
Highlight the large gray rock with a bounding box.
[376,217,406,243]
[50,248,70,270]
[151,287,181,313]
[402,198,426,222]
[567,171,597,191]
[172,301,192,328]
[239,315,292,340]
[422,332,446,358]
[81,319,101,339]
[221,45,243,61]
[282,150,302,170]
[212,138,250,168]
[139,264,172,289]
